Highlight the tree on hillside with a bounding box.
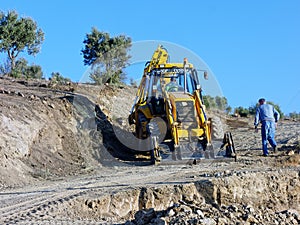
[234,106,250,117]
[11,58,27,78]
[225,105,232,115]
[50,72,71,85]
[215,96,228,111]
[248,104,257,115]
[203,95,216,109]
[81,27,131,84]
[0,11,44,74]
[289,112,300,120]
[203,95,229,112]
[25,64,43,79]
[9,57,43,79]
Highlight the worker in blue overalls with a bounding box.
[254,98,280,156]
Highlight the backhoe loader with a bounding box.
[128,45,235,164]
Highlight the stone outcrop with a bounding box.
[60,170,300,224]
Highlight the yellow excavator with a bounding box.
[128,45,235,164]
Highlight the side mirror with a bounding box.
[204,71,208,80]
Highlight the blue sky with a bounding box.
[1,1,300,114]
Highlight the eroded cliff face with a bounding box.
[0,79,86,187]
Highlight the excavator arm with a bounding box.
[144,45,169,74]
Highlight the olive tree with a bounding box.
[203,95,229,111]
[81,27,131,84]
[0,10,44,74]
[215,96,228,111]
[8,57,43,79]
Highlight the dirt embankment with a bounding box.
[0,77,300,224]
[0,78,136,188]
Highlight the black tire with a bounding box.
[211,116,224,140]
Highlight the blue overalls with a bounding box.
[254,104,280,156]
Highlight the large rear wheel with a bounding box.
[211,116,224,140]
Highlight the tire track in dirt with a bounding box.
[0,167,184,223]
[0,161,218,221]
[0,188,87,224]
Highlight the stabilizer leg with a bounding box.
[220,132,237,161]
